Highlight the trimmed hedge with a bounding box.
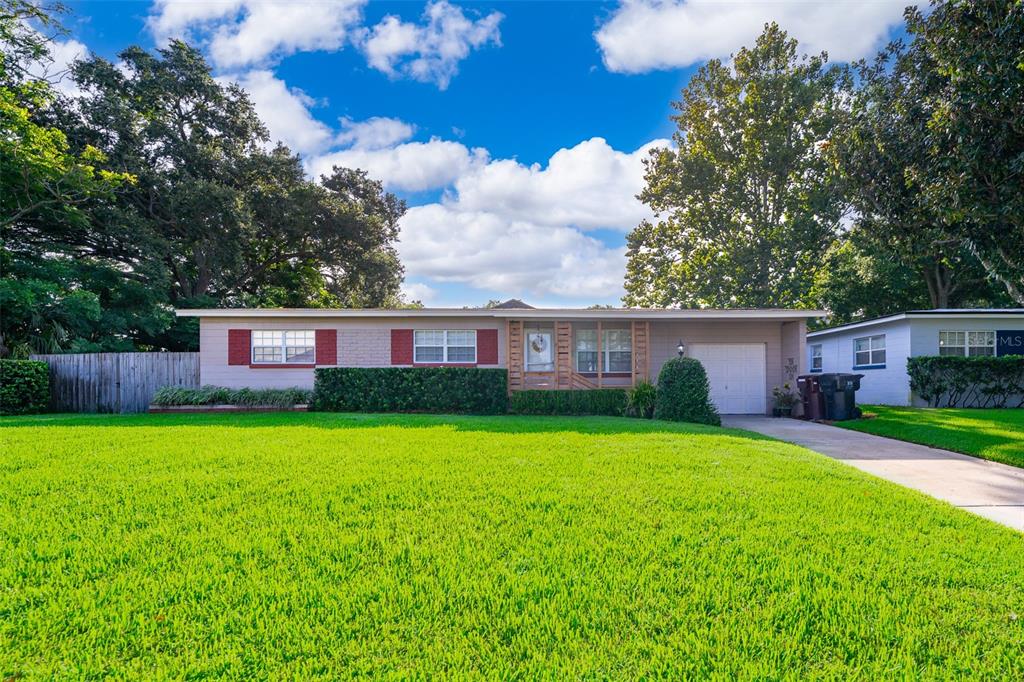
[313,367,508,414]
[907,356,1024,408]
[0,359,50,415]
[654,357,721,426]
[151,385,313,408]
[509,389,627,416]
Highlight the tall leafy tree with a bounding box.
[1,0,140,356]
[905,0,1024,304]
[624,24,850,308]
[836,7,1017,309]
[67,42,405,311]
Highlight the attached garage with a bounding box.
[688,343,767,415]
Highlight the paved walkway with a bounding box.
[722,416,1024,532]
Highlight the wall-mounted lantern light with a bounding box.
[677,340,686,357]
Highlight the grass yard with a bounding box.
[837,405,1024,468]
[2,412,1023,678]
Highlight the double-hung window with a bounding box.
[414,330,477,363]
[809,344,823,372]
[252,330,315,364]
[853,334,885,368]
[939,330,995,357]
[575,329,632,373]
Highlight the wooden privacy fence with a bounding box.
[30,352,199,413]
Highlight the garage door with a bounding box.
[688,343,766,414]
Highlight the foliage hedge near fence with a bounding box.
[0,359,50,416]
[314,367,508,414]
[654,357,721,426]
[509,389,627,416]
[151,385,312,408]
[907,356,1024,408]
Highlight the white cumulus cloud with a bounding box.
[335,116,416,149]
[398,206,628,300]
[452,137,667,231]
[307,138,489,191]
[148,0,365,69]
[392,137,668,301]
[595,0,910,74]
[222,70,335,156]
[358,0,502,89]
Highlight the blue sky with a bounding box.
[56,1,912,307]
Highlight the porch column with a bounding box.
[596,320,603,388]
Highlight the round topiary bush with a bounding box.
[653,357,721,426]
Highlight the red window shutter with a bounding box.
[315,329,337,366]
[227,329,251,365]
[477,329,499,365]
[391,329,413,365]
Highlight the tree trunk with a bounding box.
[922,262,953,308]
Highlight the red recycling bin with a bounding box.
[797,374,825,420]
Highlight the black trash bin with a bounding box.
[817,372,864,421]
[797,374,825,420]
[818,373,838,419]
[832,373,864,421]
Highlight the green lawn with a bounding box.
[836,405,1024,468]
[1,413,1022,678]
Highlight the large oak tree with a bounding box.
[624,24,849,308]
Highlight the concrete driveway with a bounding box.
[723,416,1024,532]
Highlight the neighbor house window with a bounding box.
[810,344,823,372]
[939,330,995,357]
[414,330,476,363]
[574,329,632,373]
[252,330,315,364]
[853,334,885,368]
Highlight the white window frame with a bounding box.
[853,334,886,368]
[414,329,477,364]
[939,330,995,357]
[574,329,632,373]
[809,343,823,372]
[251,330,316,364]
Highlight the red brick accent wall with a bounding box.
[228,329,251,365]
[391,329,413,365]
[315,329,337,366]
[477,329,498,365]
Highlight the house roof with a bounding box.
[176,306,826,321]
[490,298,534,309]
[807,308,1024,338]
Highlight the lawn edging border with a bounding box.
[148,404,310,414]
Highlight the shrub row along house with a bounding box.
[807,309,1024,406]
[177,301,823,415]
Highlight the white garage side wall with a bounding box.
[198,316,504,389]
[811,319,913,405]
[649,320,786,415]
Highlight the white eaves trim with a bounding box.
[807,309,1024,338]
[176,307,827,321]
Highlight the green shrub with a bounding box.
[625,380,657,418]
[509,389,626,416]
[0,359,50,415]
[907,356,1024,408]
[654,357,720,426]
[151,385,313,408]
[313,367,508,414]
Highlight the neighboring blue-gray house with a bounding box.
[806,309,1024,406]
